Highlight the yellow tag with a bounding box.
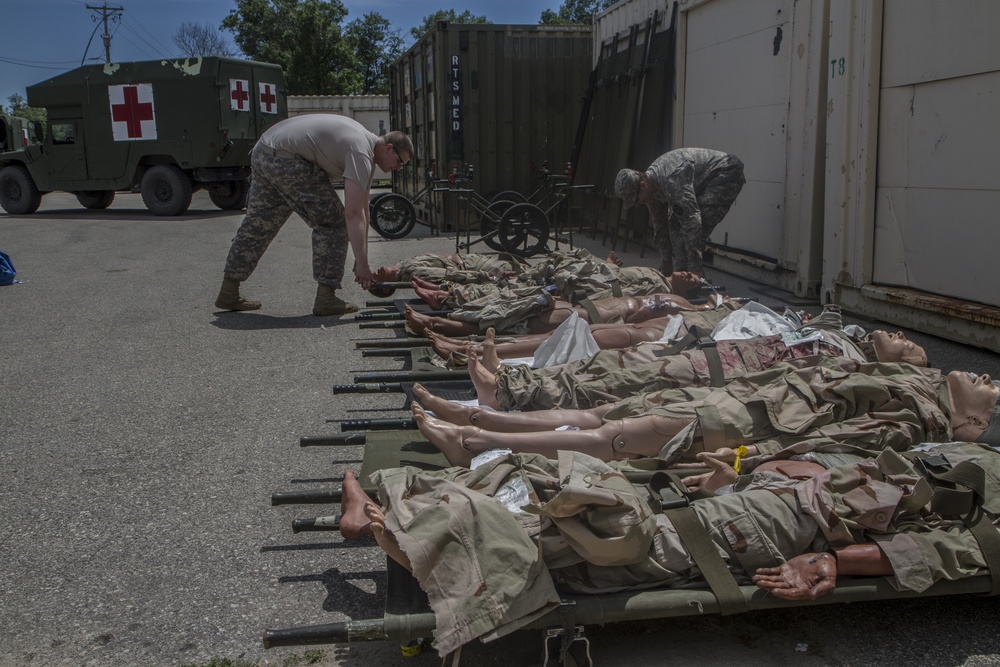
[732,445,750,474]
[400,643,422,657]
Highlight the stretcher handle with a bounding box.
[356,338,429,349]
[270,487,342,506]
[292,515,340,533]
[359,321,407,329]
[333,383,404,394]
[361,348,413,357]
[353,370,468,383]
[299,433,367,446]
[339,418,418,432]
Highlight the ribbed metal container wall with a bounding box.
[389,22,593,227]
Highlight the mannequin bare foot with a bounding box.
[339,470,375,540]
[412,404,475,467]
[427,330,475,360]
[411,276,443,290]
[413,383,482,423]
[412,282,448,310]
[404,305,433,336]
[606,250,623,267]
[467,353,501,409]
[481,328,500,373]
[364,504,412,571]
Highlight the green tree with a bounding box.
[410,9,490,41]
[539,0,617,25]
[173,21,238,57]
[6,94,46,123]
[345,13,404,95]
[222,0,360,94]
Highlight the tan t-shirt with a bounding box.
[258,113,377,188]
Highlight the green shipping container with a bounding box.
[389,22,593,229]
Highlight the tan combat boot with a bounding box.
[215,278,261,311]
[313,283,358,316]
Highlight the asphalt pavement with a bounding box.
[3,190,1000,667]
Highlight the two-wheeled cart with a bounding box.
[443,164,592,257]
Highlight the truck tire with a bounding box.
[208,180,249,210]
[76,190,116,210]
[141,165,193,216]
[0,165,42,215]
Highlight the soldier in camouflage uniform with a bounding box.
[340,433,1000,657]
[215,114,413,315]
[616,148,745,276]
[412,249,701,310]
[373,252,530,287]
[424,307,737,365]
[405,289,733,337]
[410,358,982,468]
[485,319,927,411]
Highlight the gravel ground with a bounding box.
[3,190,1000,667]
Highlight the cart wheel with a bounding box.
[370,193,416,239]
[479,199,516,251]
[489,190,526,204]
[498,203,549,257]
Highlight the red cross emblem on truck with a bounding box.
[259,82,278,114]
[108,83,157,140]
[230,79,250,111]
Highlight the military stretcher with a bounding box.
[263,290,1000,664]
[264,427,1000,663]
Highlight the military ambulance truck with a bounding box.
[0,114,43,152]
[0,57,286,216]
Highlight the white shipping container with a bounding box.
[823,0,1000,350]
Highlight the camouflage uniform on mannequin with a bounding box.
[495,311,927,410]
[616,148,745,276]
[361,440,1000,656]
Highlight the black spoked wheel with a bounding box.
[498,203,549,257]
[480,199,518,251]
[489,190,526,205]
[370,193,416,239]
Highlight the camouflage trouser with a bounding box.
[652,155,745,274]
[372,450,814,655]
[223,148,348,288]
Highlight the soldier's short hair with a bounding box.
[383,131,414,161]
[615,169,642,209]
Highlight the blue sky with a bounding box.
[0,0,564,106]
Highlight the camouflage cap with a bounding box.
[615,169,642,209]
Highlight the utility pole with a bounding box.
[86,3,123,64]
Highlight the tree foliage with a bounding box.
[173,22,238,58]
[539,0,617,25]
[5,94,46,122]
[410,9,490,41]
[222,0,360,95]
[345,13,404,95]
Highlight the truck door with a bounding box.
[46,119,88,182]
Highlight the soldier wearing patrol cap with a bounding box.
[616,148,745,279]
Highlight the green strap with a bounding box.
[695,403,727,453]
[611,279,623,297]
[578,298,603,324]
[701,343,726,387]
[965,508,1000,596]
[664,507,748,615]
[914,458,1000,595]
